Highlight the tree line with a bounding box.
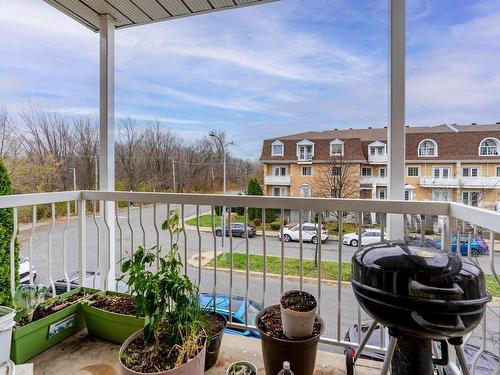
[0,106,257,195]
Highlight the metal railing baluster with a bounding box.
[92,200,100,289]
[127,202,134,256]
[228,206,233,323]
[29,205,37,285]
[244,207,250,326]
[196,205,201,286]
[211,206,217,312]
[9,207,18,298]
[280,208,284,294]
[489,231,499,285]
[102,200,111,291]
[63,202,71,292]
[262,207,267,308]
[420,214,425,247]
[116,202,124,285]
[337,210,344,342]
[316,211,322,313]
[299,209,303,291]
[139,203,146,247]
[167,203,173,250]
[467,232,472,258]
[48,203,56,295]
[181,204,187,275]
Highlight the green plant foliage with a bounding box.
[269,221,281,231]
[120,209,206,360]
[246,177,263,221]
[13,284,47,322]
[0,157,19,306]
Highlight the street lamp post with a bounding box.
[209,132,234,249]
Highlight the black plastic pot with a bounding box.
[205,312,227,370]
[255,305,325,375]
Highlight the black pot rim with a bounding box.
[255,304,325,344]
[207,312,228,337]
[280,290,318,312]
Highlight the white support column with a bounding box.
[387,0,406,241]
[99,14,116,290]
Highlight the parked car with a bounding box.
[19,254,37,284]
[434,235,489,256]
[215,223,256,238]
[49,271,128,296]
[278,222,329,244]
[343,229,386,247]
[344,323,498,375]
[199,293,262,338]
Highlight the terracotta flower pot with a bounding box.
[280,290,317,339]
[118,329,206,375]
[256,305,324,375]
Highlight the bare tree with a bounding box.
[115,118,143,190]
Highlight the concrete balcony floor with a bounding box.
[29,329,381,375]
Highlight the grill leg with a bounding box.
[391,334,433,375]
[380,335,397,375]
[353,320,379,363]
[449,337,470,375]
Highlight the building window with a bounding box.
[379,167,386,178]
[271,140,284,156]
[404,190,411,201]
[370,146,385,155]
[407,167,419,177]
[332,166,341,176]
[462,167,480,177]
[479,138,499,156]
[330,139,344,156]
[273,166,287,176]
[432,190,451,202]
[463,191,480,207]
[433,167,451,179]
[497,166,500,177]
[273,187,287,196]
[331,188,340,198]
[297,140,314,161]
[299,184,311,197]
[301,166,312,176]
[361,167,372,177]
[418,139,438,157]
[377,188,386,199]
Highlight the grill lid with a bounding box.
[351,242,488,301]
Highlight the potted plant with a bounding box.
[255,303,324,375]
[82,291,144,344]
[204,311,227,370]
[10,284,94,364]
[118,209,208,374]
[226,361,257,375]
[280,290,317,339]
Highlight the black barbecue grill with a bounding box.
[350,242,491,375]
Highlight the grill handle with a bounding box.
[409,280,464,299]
[411,311,465,333]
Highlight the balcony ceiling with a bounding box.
[43,0,276,32]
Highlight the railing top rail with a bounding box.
[0,191,82,209]
[449,202,500,233]
[82,190,450,215]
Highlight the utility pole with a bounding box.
[172,159,176,193]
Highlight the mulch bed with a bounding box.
[16,291,86,327]
[257,305,321,340]
[91,294,137,315]
[281,291,317,312]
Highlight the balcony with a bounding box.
[2,191,499,374]
[264,175,292,185]
[367,153,388,164]
[420,177,460,188]
[359,176,388,186]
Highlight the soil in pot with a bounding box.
[280,291,317,312]
[91,294,137,315]
[256,305,324,375]
[15,291,87,327]
[205,312,227,370]
[121,330,205,373]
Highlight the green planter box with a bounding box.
[82,291,143,344]
[10,287,97,364]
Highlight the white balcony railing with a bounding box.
[359,176,388,185]
[263,175,291,185]
[1,191,498,366]
[420,177,460,187]
[368,153,388,164]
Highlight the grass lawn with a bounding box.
[207,253,352,282]
[207,253,500,298]
[185,214,276,231]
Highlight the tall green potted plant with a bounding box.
[118,209,207,375]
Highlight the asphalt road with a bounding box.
[17,203,499,354]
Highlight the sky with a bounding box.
[1,0,500,159]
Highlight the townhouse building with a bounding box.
[260,124,500,223]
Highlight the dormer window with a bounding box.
[479,138,499,156]
[368,141,386,156]
[296,139,314,161]
[330,139,344,157]
[271,140,284,157]
[418,139,438,157]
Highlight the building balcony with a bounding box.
[420,177,460,188]
[359,176,388,186]
[2,191,499,374]
[367,154,388,164]
[263,175,292,185]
